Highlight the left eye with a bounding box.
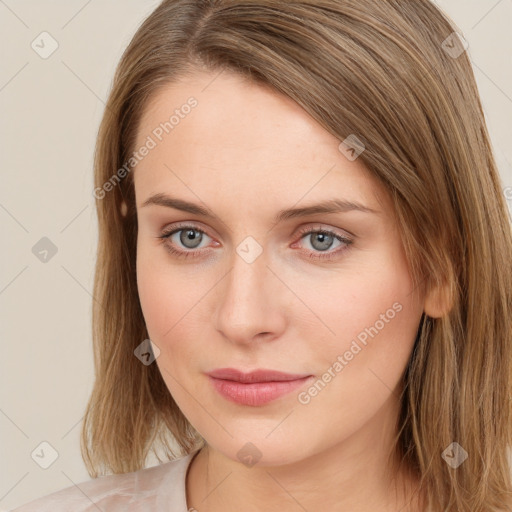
[298,230,343,252]
[293,226,353,260]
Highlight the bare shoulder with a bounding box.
[9,454,195,512]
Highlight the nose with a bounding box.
[212,245,287,346]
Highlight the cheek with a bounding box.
[137,256,172,338]
[136,254,213,431]
[136,239,190,334]
[136,244,211,371]
[303,263,422,405]
[326,275,419,353]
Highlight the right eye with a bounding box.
[157,223,216,259]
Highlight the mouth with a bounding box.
[206,368,314,406]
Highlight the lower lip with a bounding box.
[208,376,313,406]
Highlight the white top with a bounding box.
[10,450,200,512]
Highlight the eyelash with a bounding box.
[157,223,353,261]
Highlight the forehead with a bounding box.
[133,70,390,216]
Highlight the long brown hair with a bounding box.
[81,1,512,510]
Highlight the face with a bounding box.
[134,69,426,467]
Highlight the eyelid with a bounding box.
[160,219,211,235]
[161,222,204,236]
[294,222,353,240]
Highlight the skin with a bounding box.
[134,69,445,512]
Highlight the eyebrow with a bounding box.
[140,193,380,222]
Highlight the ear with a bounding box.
[423,279,454,318]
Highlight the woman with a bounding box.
[13,0,512,511]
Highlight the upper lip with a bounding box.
[207,368,312,383]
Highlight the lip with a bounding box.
[206,368,313,406]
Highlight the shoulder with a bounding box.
[10,450,199,512]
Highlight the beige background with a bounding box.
[1,0,511,509]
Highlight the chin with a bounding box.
[206,436,315,469]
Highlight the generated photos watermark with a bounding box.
[298,301,403,405]
[93,96,198,200]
